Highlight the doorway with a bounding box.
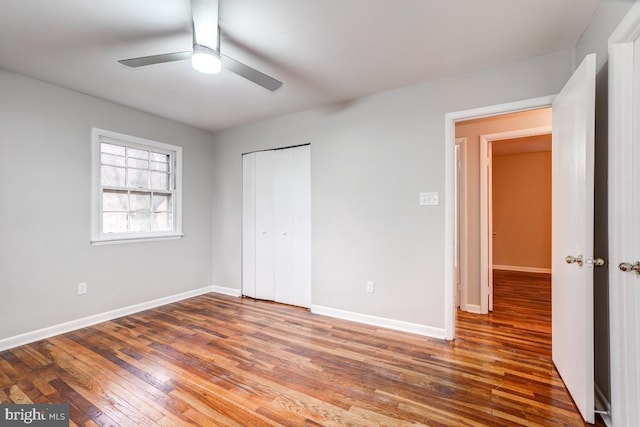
[453,109,553,315]
[482,130,552,312]
[446,53,603,424]
[443,96,556,339]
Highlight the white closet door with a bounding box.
[242,145,311,308]
[292,145,311,308]
[242,153,257,298]
[255,150,276,300]
[273,148,295,305]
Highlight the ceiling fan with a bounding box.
[118,0,282,92]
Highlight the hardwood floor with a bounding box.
[1,271,599,426]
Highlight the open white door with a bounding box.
[551,53,596,424]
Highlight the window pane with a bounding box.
[127,157,149,169]
[130,212,151,232]
[103,213,128,233]
[152,193,172,212]
[127,168,149,188]
[101,143,125,156]
[150,172,170,190]
[152,212,173,231]
[103,190,128,211]
[101,153,126,167]
[128,148,149,160]
[150,152,169,162]
[150,161,169,172]
[130,192,151,212]
[101,165,126,187]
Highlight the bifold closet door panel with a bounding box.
[254,150,276,301]
[273,148,295,305]
[241,153,256,298]
[292,145,311,308]
[242,145,311,308]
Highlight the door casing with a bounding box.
[478,126,552,314]
[454,137,466,310]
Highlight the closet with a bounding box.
[242,145,311,308]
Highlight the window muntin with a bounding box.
[91,129,182,244]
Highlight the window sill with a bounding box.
[91,234,184,246]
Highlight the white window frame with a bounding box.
[90,128,183,245]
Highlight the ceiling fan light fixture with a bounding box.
[191,44,222,74]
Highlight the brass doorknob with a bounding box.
[618,261,640,274]
[565,255,583,267]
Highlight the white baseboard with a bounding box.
[310,305,446,339]
[595,384,612,427]
[465,304,483,314]
[212,285,242,297]
[493,265,551,274]
[0,285,214,352]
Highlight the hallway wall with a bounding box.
[492,146,551,271]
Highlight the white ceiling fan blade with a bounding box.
[119,51,192,68]
[221,54,283,92]
[191,0,219,49]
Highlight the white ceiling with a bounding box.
[0,0,600,133]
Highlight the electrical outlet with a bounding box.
[78,282,87,295]
[366,281,375,294]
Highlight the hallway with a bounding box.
[456,270,603,425]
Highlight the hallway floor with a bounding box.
[456,269,604,426]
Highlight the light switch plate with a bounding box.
[419,192,439,206]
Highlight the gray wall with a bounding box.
[574,0,636,406]
[211,49,574,330]
[0,69,214,340]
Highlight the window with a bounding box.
[91,128,182,245]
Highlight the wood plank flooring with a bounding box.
[0,271,600,426]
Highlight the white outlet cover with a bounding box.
[366,281,375,293]
[419,192,439,206]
